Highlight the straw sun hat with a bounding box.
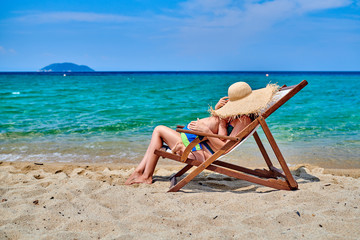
[210,82,279,118]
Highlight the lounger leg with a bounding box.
[168,147,228,192]
[169,165,193,188]
[174,164,193,178]
[253,131,273,169]
[259,117,298,189]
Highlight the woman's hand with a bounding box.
[215,96,229,110]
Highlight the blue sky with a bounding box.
[0,0,359,71]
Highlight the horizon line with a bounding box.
[1,70,360,73]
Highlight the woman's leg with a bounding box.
[125,125,181,184]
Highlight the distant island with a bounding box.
[39,62,95,72]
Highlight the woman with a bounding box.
[125,81,278,185]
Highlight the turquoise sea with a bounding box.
[1,72,359,168]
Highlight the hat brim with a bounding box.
[211,84,278,118]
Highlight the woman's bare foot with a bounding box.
[127,175,153,185]
[125,171,142,185]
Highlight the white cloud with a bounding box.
[296,0,352,13]
[0,46,16,55]
[9,1,354,28]
[13,11,137,24]
[162,0,357,56]
[176,0,354,29]
[180,0,234,14]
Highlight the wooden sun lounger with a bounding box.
[154,80,308,192]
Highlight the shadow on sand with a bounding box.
[153,165,320,194]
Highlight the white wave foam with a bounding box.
[0,151,142,164]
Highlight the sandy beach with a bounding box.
[0,161,359,239]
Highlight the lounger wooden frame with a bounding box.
[154,80,308,192]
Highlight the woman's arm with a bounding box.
[228,116,252,138]
[206,115,252,151]
[217,118,228,138]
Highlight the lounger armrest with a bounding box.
[180,137,208,162]
[176,128,241,141]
